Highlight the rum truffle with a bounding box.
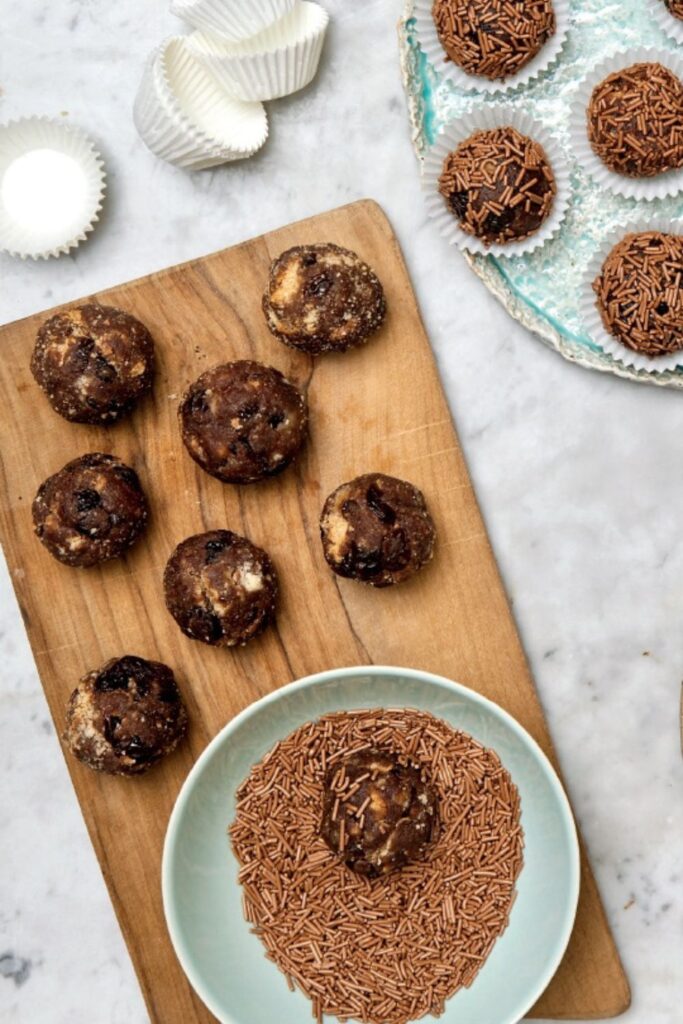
[31,304,154,424]
[63,655,188,776]
[263,243,386,354]
[320,749,438,877]
[179,361,308,484]
[592,231,683,356]
[320,473,436,588]
[32,453,148,568]
[438,126,556,246]
[163,530,278,647]
[587,62,683,178]
[431,0,556,81]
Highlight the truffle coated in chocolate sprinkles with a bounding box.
[431,0,556,81]
[438,126,556,246]
[664,0,683,22]
[230,708,524,1024]
[593,231,683,356]
[587,63,683,178]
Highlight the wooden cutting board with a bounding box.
[0,200,628,1022]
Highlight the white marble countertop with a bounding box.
[0,2,681,1022]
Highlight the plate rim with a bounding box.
[397,0,683,391]
[162,663,581,1024]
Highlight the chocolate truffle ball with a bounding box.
[592,231,683,357]
[179,361,308,484]
[263,243,386,354]
[664,0,683,21]
[163,530,278,647]
[31,304,154,424]
[63,655,188,776]
[320,749,438,877]
[432,0,555,81]
[320,473,436,588]
[438,126,556,247]
[32,453,148,568]
[587,63,683,178]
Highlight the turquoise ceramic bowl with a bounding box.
[163,666,580,1024]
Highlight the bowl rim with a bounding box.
[162,664,581,1024]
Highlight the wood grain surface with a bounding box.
[0,200,629,1022]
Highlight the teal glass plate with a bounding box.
[398,0,683,389]
[163,666,579,1024]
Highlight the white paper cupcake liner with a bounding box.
[413,0,570,95]
[133,37,268,170]
[648,0,683,47]
[569,46,683,201]
[170,0,295,42]
[579,217,683,373]
[0,117,105,260]
[185,1,329,102]
[422,107,571,258]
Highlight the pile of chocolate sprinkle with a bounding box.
[593,231,683,356]
[587,62,683,178]
[438,126,556,246]
[230,708,524,1024]
[431,0,556,81]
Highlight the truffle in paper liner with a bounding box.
[422,106,571,258]
[569,46,683,201]
[579,218,683,373]
[413,0,569,96]
[648,0,683,48]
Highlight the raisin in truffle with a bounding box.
[32,453,148,568]
[320,749,437,877]
[179,361,308,484]
[664,0,683,21]
[438,126,556,247]
[320,473,436,588]
[592,231,683,357]
[432,0,555,81]
[31,304,154,424]
[163,530,278,647]
[587,63,683,178]
[263,243,386,355]
[63,655,188,776]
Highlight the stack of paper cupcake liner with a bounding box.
[134,0,329,169]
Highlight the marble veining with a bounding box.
[0,1,681,1022]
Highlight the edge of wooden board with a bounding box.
[0,199,630,1021]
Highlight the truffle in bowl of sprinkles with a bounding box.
[163,666,579,1024]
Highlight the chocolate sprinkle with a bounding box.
[431,0,555,81]
[593,231,683,356]
[438,126,557,246]
[230,708,524,1024]
[587,62,683,178]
